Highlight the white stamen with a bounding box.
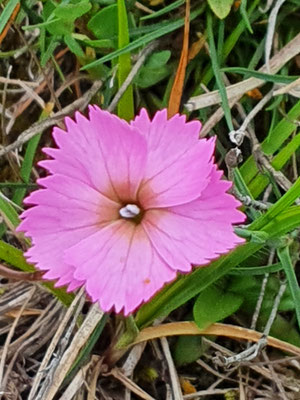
[119,204,141,219]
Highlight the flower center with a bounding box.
[119,204,141,219]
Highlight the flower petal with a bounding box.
[132,109,213,208]
[87,106,148,201]
[65,221,176,315]
[22,225,99,283]
[143,167,245,268]
[43,106,147,202]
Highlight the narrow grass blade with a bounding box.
[117,0,134,120]
[207,12,233,131]
[248,132,300,198]
[0,193,20,229]
[277,246,300,330]
[229,262,283,276]
[201,0,260,86]
[240,0,253,33]
[140,0,184,20]
[0,0,19,35]
[81,8,203,70]
[222,67,298,84]
[240,99,300,186]
[249,177,300,231]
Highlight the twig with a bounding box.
[107,42,158,113]
[1,65,12,138]
[0,286,35,395]
[160,337,184,400]
[228,89,274,146]
[0,80,103,158]
[259,0,275,13]
[0,264,43,282]
[273,77,300,97]
[264,280,286,336]
[109,368,156,400]
[265,0,286,73]
[262,351,289,400]
[217,280,287,367]
[0,77,39,87]
[230,88,295,193]
[251,274,269,332]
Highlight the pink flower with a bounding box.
[17,107,245,315]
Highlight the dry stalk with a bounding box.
[41,303,104,400]
[0,286,35,397]
[186,32,300,112]
[29,288,85,400]
[160,337,184,400]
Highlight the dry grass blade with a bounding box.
[58,355,101,400]
[134,322,300,356]
[109,368,156,400]
[122,342,146,377]
[28,288,85,400]
[186,32,300,111]
[160,337,184,399]
[265,0,286,72]
[0,286,35,395]
[167,0,190,118]
[42,303,104,400]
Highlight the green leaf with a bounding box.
[81,38,115,49]
[201,0,260,85]
[46,19,73,36]
[64,34,85,58]
[0,240,34,272]
[207,0,234,19]
[134,50,171,88]
[54,0,91,21]
[221,67,298,84]
[239,0,253,33]
[193,285,243,329]
[117,0,134,121]
[174,335,204,366]
[146,50,171,68]
[87,4,118,41]
[41,37,59,66]
[229,262,283,276]
[0,193,20,229]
